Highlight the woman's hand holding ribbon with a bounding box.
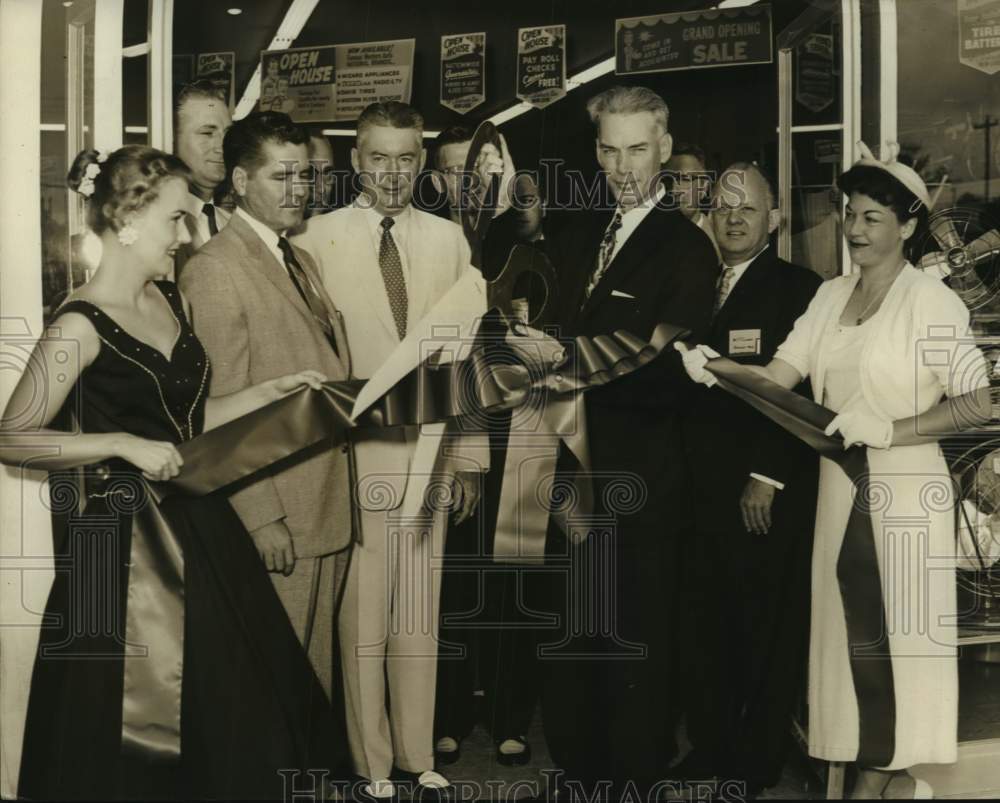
[269,369,328,398]
[824,409,894,449]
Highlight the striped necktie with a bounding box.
[713,265,736,318]
[583,210,624,304]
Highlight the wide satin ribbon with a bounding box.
[118,318,687,761]
[703,356,896,768]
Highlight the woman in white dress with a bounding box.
[679,145,992,799]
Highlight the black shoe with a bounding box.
[495,736,531,766]
[434,736,461,767]
[668,749,719,781]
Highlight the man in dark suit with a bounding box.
[676,162,821,796]
[430,125,549,768]
[541,85,718,801]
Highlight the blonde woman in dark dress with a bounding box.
[1,145,346,800]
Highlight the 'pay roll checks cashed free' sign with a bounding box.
[615,5,773,76]
[260,39,415,122]
[517,25,567,109]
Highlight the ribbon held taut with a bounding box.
[700,356,896,768]
[115,312,687,762]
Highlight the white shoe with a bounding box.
[435,736,459,752]
[363,778,395,799]
[417,770,451,789]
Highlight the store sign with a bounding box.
[197,52,235,110]
[260,39,414,122]
[516,25,566,109]
[814,138,842,164]
[441,33,486,114]
[795,34,835,113]
[614,5,772,75]
[959,0,1000,75]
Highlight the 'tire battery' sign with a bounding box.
[959,0,1000,75]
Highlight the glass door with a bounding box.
[776,0,860,279]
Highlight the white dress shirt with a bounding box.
[188,195,231,247]
[235,206,287,267]
[717,244,768,308]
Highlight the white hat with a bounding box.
[852,141,931,211]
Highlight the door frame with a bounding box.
[777,0,863,277]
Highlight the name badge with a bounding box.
[729,328,761,356]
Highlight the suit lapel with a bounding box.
[405,210,431,326]
[297,248,351,378]
[712,248,773,335]
[564,209,613,323]
[580,205,670,320]
[228,214,314,322]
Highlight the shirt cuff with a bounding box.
[750,472,785,491]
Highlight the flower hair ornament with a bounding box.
[76,149,111,198]
[854,141,931,213]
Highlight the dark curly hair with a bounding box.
[67,145,190,235]
[837,164,930,261]
[222,111,309,180]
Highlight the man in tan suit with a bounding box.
[294,101,487,799]
[180,111,352,701]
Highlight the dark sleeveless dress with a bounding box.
[17,281,345,801]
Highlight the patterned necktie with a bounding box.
[713,265,736,318]
[583,210,624,304]
[379,217,408,340]
[277,237,338,356]
[203,203,219,237]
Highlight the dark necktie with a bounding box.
[203,203,219,237]
[379,217,408,340]
[276,237,338,356]
[583,210,623,305]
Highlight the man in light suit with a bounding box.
[180,112,352,717]
[294,101,487,799]
[173,80,232,271]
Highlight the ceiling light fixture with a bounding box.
[227,7,243,15]
[62,1,73,6]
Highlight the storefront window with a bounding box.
[899,0,1000,212]
[898,0,1000,329]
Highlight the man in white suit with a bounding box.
[293,101,487,799]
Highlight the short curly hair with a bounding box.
[67,145,191,235]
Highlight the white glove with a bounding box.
[674,342,721,387]
[824,409,893,449]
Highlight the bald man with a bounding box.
[678,162,820,796]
